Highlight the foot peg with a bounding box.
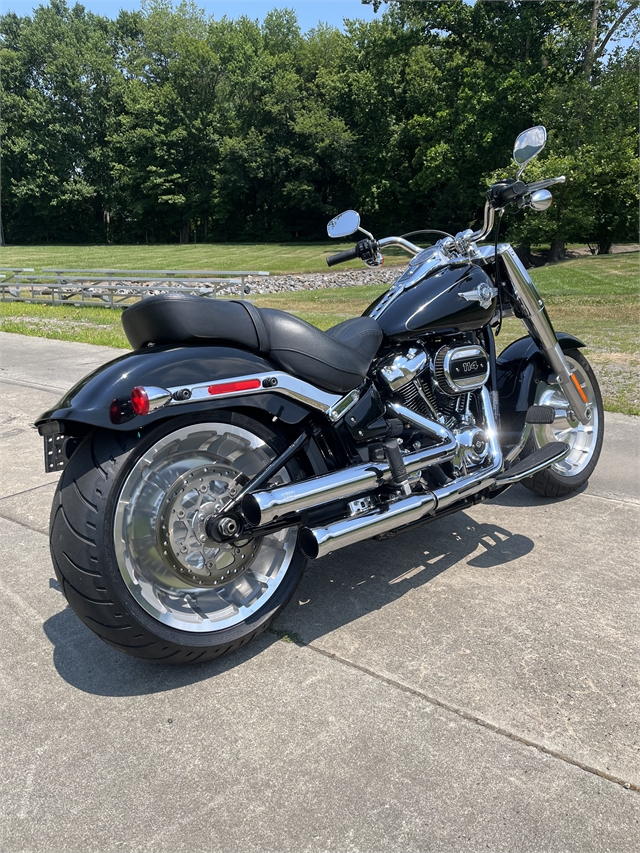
[525,405,555,425]
[384,439,411,495]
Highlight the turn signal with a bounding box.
[131,386,150,416]
[130,386,172,416]
[570,373,588,404]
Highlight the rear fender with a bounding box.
[35,344,312,435]
[496,332,586,446]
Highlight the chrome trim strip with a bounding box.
[163,372,342,416]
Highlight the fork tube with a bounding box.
[498,245,591,423]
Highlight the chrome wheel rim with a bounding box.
[113,423,298,633]
[534,356,599,478]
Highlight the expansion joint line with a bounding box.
[307,643,639,794]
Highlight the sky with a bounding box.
[1,0,388,30]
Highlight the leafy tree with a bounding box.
[1,1,124,242]
[1,0,636,249]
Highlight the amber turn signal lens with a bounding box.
[570,372,588,404]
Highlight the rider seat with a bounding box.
[122,294,383,394]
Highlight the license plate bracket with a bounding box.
[44,433,70,473]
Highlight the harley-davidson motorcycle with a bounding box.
[38,127,603,663]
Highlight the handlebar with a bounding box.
[526,176,566,192]
[377,236,421,255]
[326,247,359,267]
[326,236,421,268]
[488,176,566,210]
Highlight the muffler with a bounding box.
[298,492,436,560]
[242,407,456,526]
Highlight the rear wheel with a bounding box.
[50,412,307,663]
[522,349,604,498]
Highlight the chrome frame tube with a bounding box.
[432,386,503,510]
[160,372,343,416]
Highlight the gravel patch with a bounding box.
[241,267,402,296]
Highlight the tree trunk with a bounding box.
[515,244,532,268]
[547,240,567,263]
[597,239,613,254]
[583,0,601,79]
[179,223,190,244]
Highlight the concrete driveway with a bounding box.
[1,331,638,853]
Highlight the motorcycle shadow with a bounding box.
[42,509,533,696]
[273,507,534,648]
[488,482,588,507]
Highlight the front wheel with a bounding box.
[50,412,307,663]
[522,349,604,498]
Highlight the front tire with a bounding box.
[522,349,604,498]
[50,412,307,663]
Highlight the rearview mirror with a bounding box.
[327,210,360,239]
[513,126,547,177]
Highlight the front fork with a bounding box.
[499,245,591,424]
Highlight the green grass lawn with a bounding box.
[0,241,410,276]
[1,250,638,414]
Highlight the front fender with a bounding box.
[36,344,311,433]
[496,332,586,446]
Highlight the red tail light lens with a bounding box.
[207,379,261,396]
[131,386,150,416]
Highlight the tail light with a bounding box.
[130,386,172,416]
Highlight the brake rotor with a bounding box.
[156,463,260,587]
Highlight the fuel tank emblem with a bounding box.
[458,282,498,310]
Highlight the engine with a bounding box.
[376,342,491,475]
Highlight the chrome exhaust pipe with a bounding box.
[242,412,456,526]
[299,492,436,560]
[298,389,504,560]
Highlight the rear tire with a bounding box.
[522,349,604,498]
[50,412,307,663]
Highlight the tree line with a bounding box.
[1,0,637,254]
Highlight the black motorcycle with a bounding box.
[38,127,603,663]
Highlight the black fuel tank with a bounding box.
[364,262,496,340]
